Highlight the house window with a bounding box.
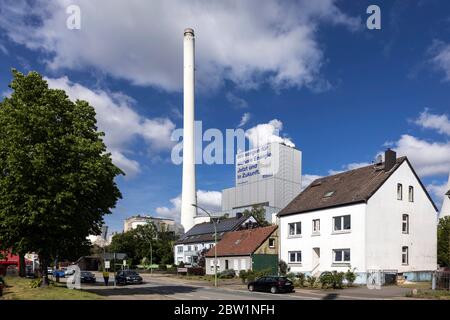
[187,245,192,251]
[402,214,409,234]
[288,251,302,263]
[333,215,351,232]
[194,245,198,251]
[408,186,414,202]
[268,238,276,248]
[333,249,351,263]
[209,244,213,249]
[402,246,409,265]
[397,183,403,200]
[312,219,320,233]
[288,222,302,236]
[177,246,183,253]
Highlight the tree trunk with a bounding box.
[19,253,26,277]
[38,254,50,287]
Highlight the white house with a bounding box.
[174,214,258,265]
[278,149,438,284]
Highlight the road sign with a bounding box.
[105,260,110,269]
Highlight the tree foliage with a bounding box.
[437,216,450,267]
[108,223,178,266]
[243,205,269,226]
[0,70,122,284]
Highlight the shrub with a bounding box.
[178,261,185,268]
[30,278,43,288]
[188,267,205,276]
[320,271,344,289]
[345,268,357,287]
[255,268,272,278]
[219,269,236,279]
[278,260,289,275]
[296,272,306,287]
[286,272,296,282]
[239,270,248,283]
[158,264,167,271]
[306,275,316,288]
[246,270,256,282]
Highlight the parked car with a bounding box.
[115,270,143,285]
[52,269,66,278]
[47,267,53,275]
[80,271,96,283]
[247,276,294,294]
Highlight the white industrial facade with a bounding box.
[221,142,301,221]
[279,156,438,284]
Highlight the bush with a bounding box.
[188,267,205,276]
[296,272,306,287]
[278,260,289,275]
[246,270,256,282]
[255,268,272,278]
[286,272,296,282]
[345,268,357,287]
[178,261,185,268]
[219,269,236,279]
[319,271,344,289]
[166,266,177,274]
[306,275,316,288]
[30,278,43,288]
[239,270,248,283]
[158,264,167,271]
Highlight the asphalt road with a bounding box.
[78,273,411,300]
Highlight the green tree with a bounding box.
[437,216,450,267]
[243,205,269,226]
[0,70,122,285]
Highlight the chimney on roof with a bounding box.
[384,149,396,172]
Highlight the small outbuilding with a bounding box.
[204,225,278,275]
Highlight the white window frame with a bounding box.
[408,186,414,202]
[312,219,320,234]
[288,251,302,264]
[333,215,351,233]
[402,246,409,265]
[332,248,351,264]
[397,183,403,200]
[288,222,302,237]
[177,246,183,253]
[402,214,409,234]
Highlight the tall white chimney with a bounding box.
[181,28,197,232]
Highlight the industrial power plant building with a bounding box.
[221,142,302,221]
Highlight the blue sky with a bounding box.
[0,1,449,233]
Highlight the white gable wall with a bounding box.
[366,161,437,272]
[279,203,366,274]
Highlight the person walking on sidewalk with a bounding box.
[103,270,109,286]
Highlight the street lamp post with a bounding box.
[192,204,218,287]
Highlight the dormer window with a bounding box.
[397,183,403,200]
[324,191,335,198]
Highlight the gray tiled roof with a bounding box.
[279,157,438,216]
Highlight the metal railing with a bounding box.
[435,271,450,290]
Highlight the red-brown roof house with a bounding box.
[204,225,278,275]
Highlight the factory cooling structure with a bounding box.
[180,28,197,233]
[222,142,302,222]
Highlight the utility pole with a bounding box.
[192,204,218,287]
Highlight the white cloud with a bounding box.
[226,93,248,109]
[427,181,448,209]
[246,119,295,148]
[328,162,370,175]
[429,40,450,81]
[301,174,323,190]
[0,0,360,92]
[155,190,222,222]
[392,134,450,177]
[238,112,251,127]
[415,109,450,136]
[45,76,176,177]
